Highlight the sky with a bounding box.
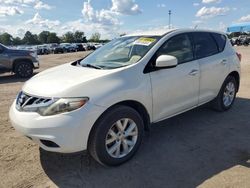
[0,0,249,39]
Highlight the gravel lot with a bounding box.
[0,47,249,188]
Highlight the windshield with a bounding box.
[0,43,8,50]
[80,36,160,69]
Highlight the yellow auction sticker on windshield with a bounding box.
[134,37,156,46]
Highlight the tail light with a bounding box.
[236,52,242,62]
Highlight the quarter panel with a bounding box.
[198,52,230,104]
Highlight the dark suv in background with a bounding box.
[0,43,39,78]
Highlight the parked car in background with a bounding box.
[37,45,50,55]
[231,35,250,46]
[51,44,64,54]
[75,43,86,51]
[82,43,88,51]
[9,29,241,166]
[86,43,96,50]
[60,43,77,53]
[0,43,39,77]
[94,43,103,49]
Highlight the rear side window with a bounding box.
[193,32,219,59]
[156,34,194,64]
[211,33,226,52]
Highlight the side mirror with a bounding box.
[155,55,178,68]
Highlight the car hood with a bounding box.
[22,63,119,97]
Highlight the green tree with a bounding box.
[47,32,60,43]
[22,31,40,45]
[89,32,101,42]
[38,31,50,44]
[63,31,75,43]
[0,32,13,45]
[12,37,22,45]
[74,31,87,43]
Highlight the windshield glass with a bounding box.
[80,36,160,69]
[0,43,8,49]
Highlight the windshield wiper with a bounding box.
[82,63,102,69]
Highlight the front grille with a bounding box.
[16,91,54,111]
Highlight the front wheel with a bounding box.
[88,105,144,166]
[14,62,33,78]
[211,76,237,111]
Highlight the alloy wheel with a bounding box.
[105,118,138,158]
[223,82,236,107]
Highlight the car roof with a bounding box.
[125,29,176,37]
[125,28,226,37]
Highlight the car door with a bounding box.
[192,32,230,104]
[149,33,200,122]
[0,45,10,71]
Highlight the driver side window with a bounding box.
[157,34,194,64]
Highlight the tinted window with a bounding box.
[211,33,226,52]
[193,32,219,59]
[156,34,194,64]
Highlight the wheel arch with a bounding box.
[228,71,240,92]
[12,58,34,72]
[87,100,151,150]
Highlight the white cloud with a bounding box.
[111,0,141,15]
[0,27,6,34]
[0,6,23,17]
[81,0,142,38]
[82,0,120,26]
[157,4,166,8]
[16,28,25,37]
[196,6,230,19]
[193,3,200,6]
[25,13,60,30]
[0,0,36,5]
[202,0,221,4]
[34,1,52,10]
[0,0,52,11]
[238,14,250,22]
[219,21,226,31]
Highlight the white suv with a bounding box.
[9,29,241,166]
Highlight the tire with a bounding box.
[88,105,144,166]
[211,76,237,111]
[14,61,33,78]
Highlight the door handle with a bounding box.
[221,59,227,65]
[189,69,199,76]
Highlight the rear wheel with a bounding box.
[14,62,33,78]
[211,76,237,111]
[88,105,144,166]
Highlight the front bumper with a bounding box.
[9,100,105,153]
[32,61,39,69]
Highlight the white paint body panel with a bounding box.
[9,29,241,153]
[150,60,200,122]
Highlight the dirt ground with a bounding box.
[0,47,250,188]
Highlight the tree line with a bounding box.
[0,31,106,46]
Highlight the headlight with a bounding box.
[21,97,89,116]
[38,98,89,116]
[29,52,37,58]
